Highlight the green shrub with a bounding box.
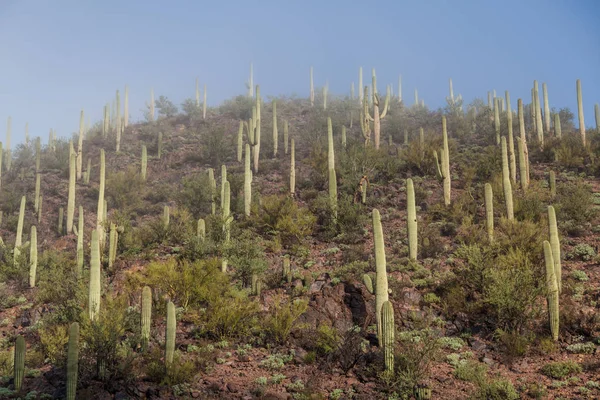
[263,295,308,344]
[567,244,596,261]
[227,231,268,288]
[177,172,214,218]
[556,179,596,226]
[541,361,582,379]
[252,195,316,248]
[105,166,145,212]
[566,342,596,354]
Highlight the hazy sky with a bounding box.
[1,0,599,145]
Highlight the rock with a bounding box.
[469,338,488,352]
[293,347,308,364]
[401,287,422,306]
[191,392,201,398]
[262,391,289,400]
[114,391,129,400]
[481,355,495,367]
[227,383,241,393]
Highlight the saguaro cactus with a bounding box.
[197,218,205,241]
[244,144,252,216]
[141,286,152,350]
[14,195,26,263]
[494,98,501,145]
[554,113,562,139]
[507,107,517,184]
[208,168,216,214]
[165,301,176,367]
[14,335,25,391]
[38,196,43,224]
[371,69,390,150]
[341,126,347,148]
[549,171,556,198]
[290,139,296,196]
[327,117,335,171]
[108,223,117,268]
[97,150,106,249]
[406,178,417,260]
[576,79,585,145]
[372,209,389,343]
[543,240,559,341]
[534,81,544,147]
[272,100,278,157]
[501,137,514,220]
[89,230,101,320]
[29,226,37,288]
[283,120,289,154]
[67,152,76,233]
[77,206,84,278]
[220,165,227,210]
[542,83,550,132]
[34,174,41,212]
[548,206,561,293]
[484,183,494,241]
[77,110,84,181]
[163,206,170,228]
[237,121,243,162]
[67,322,79,400]
[441,117,451,206]
[141,145,147,181]
[58,207,64,235]
[223,181,231,242]
[517,99,530,189]
[328,168,337,219]
[381,301,395,373]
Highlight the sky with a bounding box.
[1,0,599,145]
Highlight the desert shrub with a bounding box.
[555,179,595,226]
[35,250,85,324]
[567,244,596,261]
[252,195,316,248]
[554,135,587,168]
[263,295,308,344]
[227,231,268,287]
[217,95,254,120]
[79,295,139,384]
[131,257,259,339]
[309,194,366,243]
[474,379,519,400]
[399,136,441,176]
[201,127,231,167]
[177,172,214,218]
[38,324,69,367]
[105,166,145,212]
[138,207,195,247]
[40,138,71,174]
[0,241,29,287]
[541,361,582,379]
[155,95,178,117]
[324,326,368,373]
[514,182,551,222]
[445,243,543,335]
[181,98,202,119]
[145,348,197,386]
[381,328,441,396]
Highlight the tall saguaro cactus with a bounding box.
[272,100,278,157]
[208,168,216,215]
[34,173,41,212]
[67,322,79,400]
[77,110,84,181]
[381,301,395,373]
[141,286,152,350]
[97,150,106,249]
[89,230,101,320]
[14,336,25,391]
[283,120,289,155]
[67,152,76,233]
[290,139,296,196]
[371,69,389,150]
[501,137,514,220]
[484,183,494,242]
[141,145,147,181]
[165,301,176,367]
[441,116,451,206]
[77,206,84,278]
[543,240,559,341]
[406,178,417,260]
[517,99,530,189]
[372,209,389,343]
[14,195,26,263]
[507,107,517,184]
[576,79,585,145]
[244,144,252,216]
[29,226,37,288]
[548,206,561,293]
[542,83,550,133]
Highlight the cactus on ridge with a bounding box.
[501,137,514,220]
[381,301,395,373]
[14,195,26,263]
[66,322,79,400]
[549,171,556,198]
[484,183,494,242]
[543,240,559,341]
[13,335,25,391]
[372,209,389,343]
[548,206,561,293]
[576,79,585,145]
[406,178,417,260]
[141,145,147,181]
[89,230,101,320]
[141,286,152,351]
[29,226,37,288]
[165,300,176,367]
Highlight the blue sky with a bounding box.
[1,0,599,145]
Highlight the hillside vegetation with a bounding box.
[0,74,599,399]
